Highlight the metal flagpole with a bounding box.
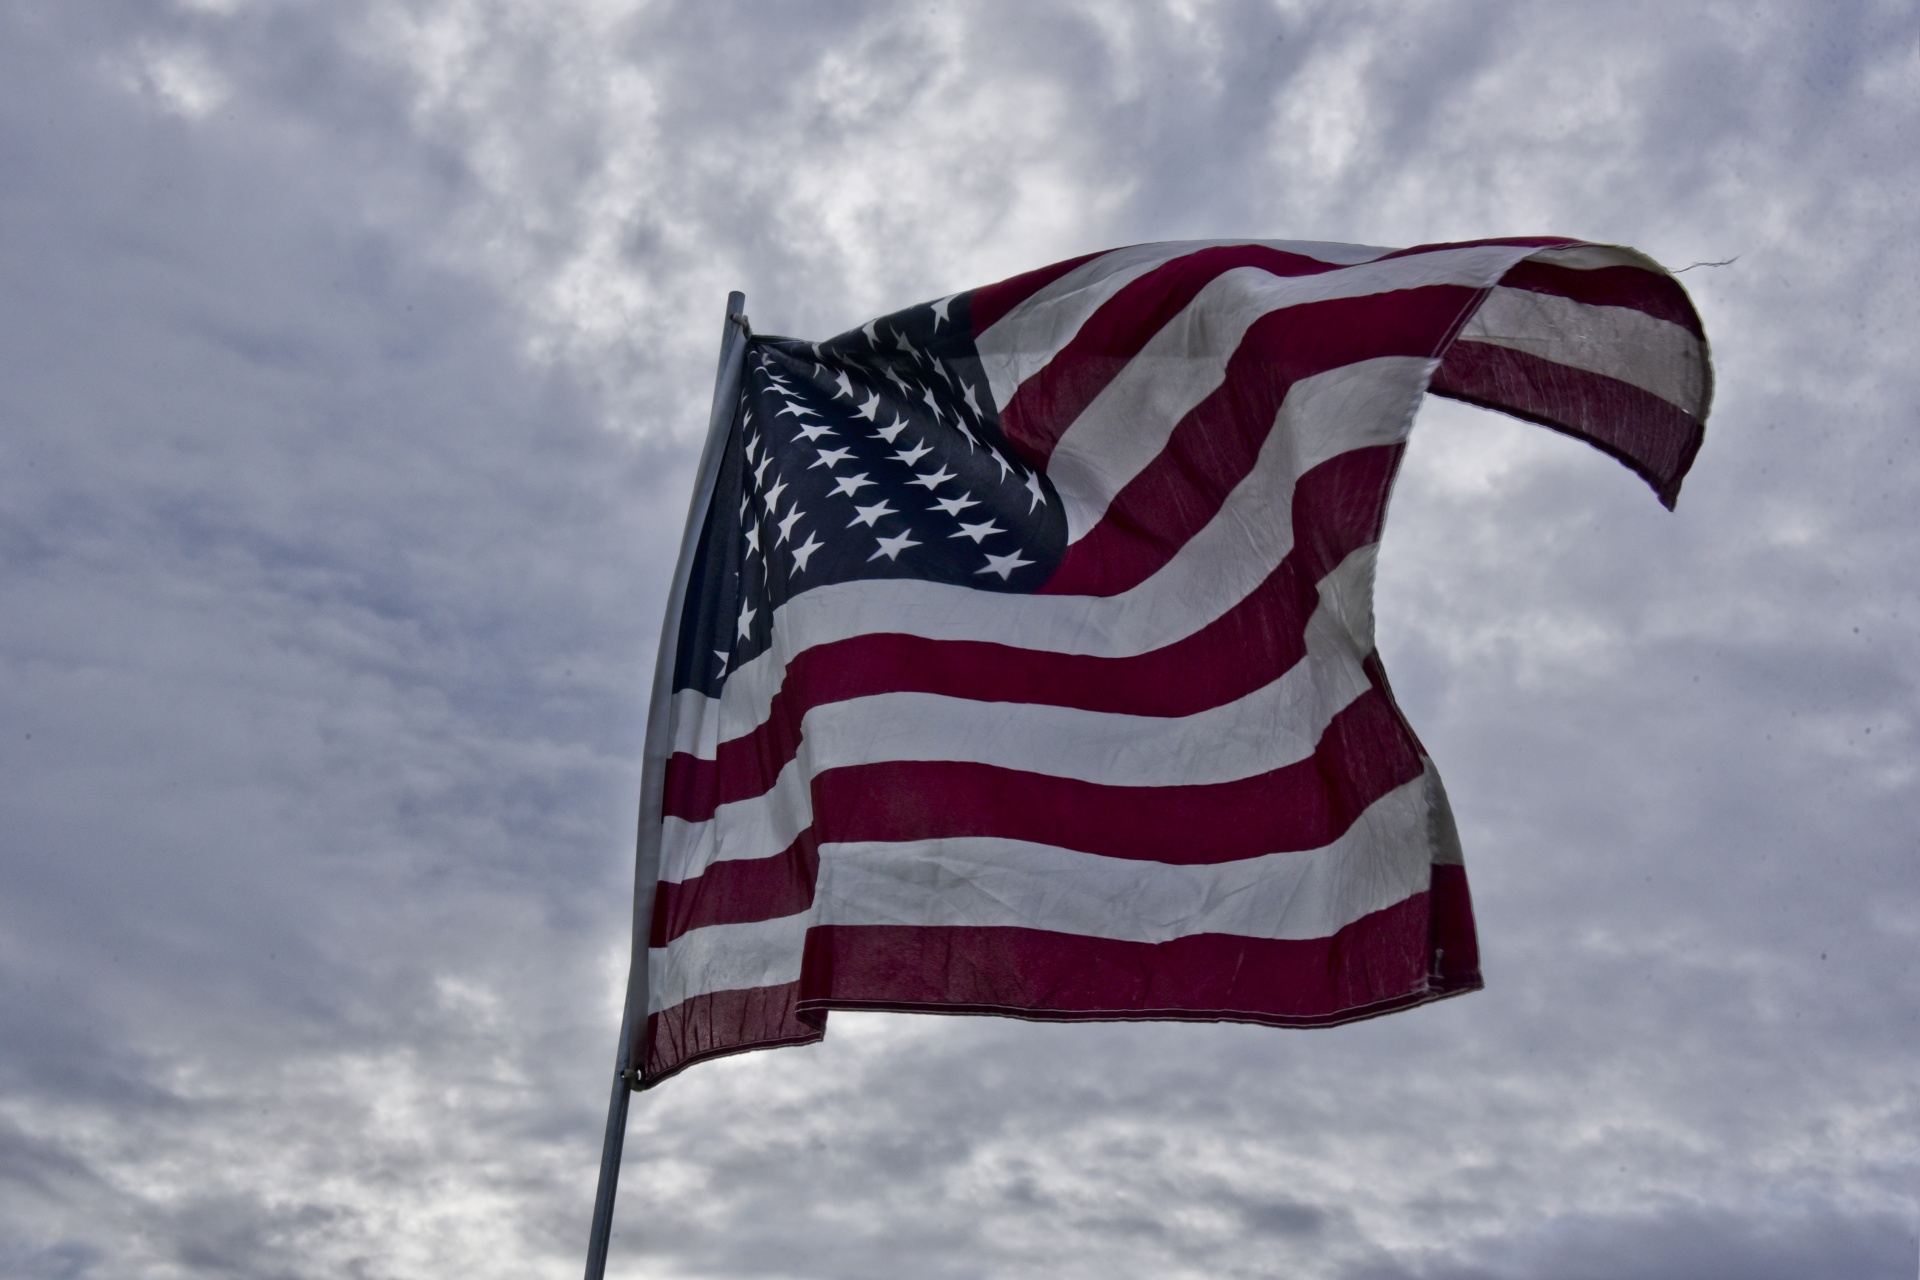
[584,291,750,1280]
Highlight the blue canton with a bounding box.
[672,291,1067,698]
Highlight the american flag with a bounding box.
[634,237,1712,1086]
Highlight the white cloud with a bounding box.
[121,40,231,117]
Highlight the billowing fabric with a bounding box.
[635,237,1712,1087]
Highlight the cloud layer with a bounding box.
[1,1,1915,1276]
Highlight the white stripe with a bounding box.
[647,913,808,1014]
[1458,286,1709,413]
[973,239,1392,411]
[667,356,1426,760]
[817,776,1434,941]
[1049,278,1451,540]
[1422,760,1465,868]
[659,545,1380,885]
[1046,246,1544,541]
[976,243,1205,412]
[648,772,1441,1012]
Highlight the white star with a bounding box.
[764,477,789,511]
[951,519,1003,544]
[954,420,977,449]
[790,530,824,572]
[743,522,762,555]
[739,494,751,521]
[795,421,837,443]
[932,492,979,517]
[870,529,921,561]
[988,449,1014,482]
[753,454,774,487]
[777,505,804,544]
[884,364,912,395]
[810,446,854,469]
[892,439,934,467]
[714,649,730,674]
[856,391,882,421]
[874,416,910,444]
[831,472,876,499]
[744,433,761,464]
[849,500,897,528]
[920,386,943,420]
[777,400,821,419]
[962,381,983,418]
[861,318,881,347]
[833,369,856,400]
[931,294,955,327]
[978,549,1033,580]
[909,465,956,490]
[737,602,757,638]
[893,328,916,355]
[765,372,792,390]
[1023,470,1048,511]
[930,360,954,388]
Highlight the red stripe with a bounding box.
[1380,235,1575,260]
[998,244,1354,466]
[1431,339,1706,509]
[652,687,1424,949]
[651,830,820,947]
[1427,863,1480,990]
[968,249,1107,336]
[972,240,1573,350]
[662,445,1402,821]
[795,888,1470,1024]
[640,981,821,1088]
[640,865,1483,1083]
[1496,259,1705,338]
[810,686,1421,861]
[1042,286,1474,596]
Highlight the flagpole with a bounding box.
[584,290,750,1280]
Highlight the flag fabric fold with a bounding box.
[633,237,1712,1087]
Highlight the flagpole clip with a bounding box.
[728,312,752,336]
[620,1067,642,1091]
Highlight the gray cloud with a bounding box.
[1354,1205,1917,1280]
[0,0,1914,1276]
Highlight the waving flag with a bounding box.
[633,237,1712,1086]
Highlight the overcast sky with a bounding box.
[1,1,1916,1277]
